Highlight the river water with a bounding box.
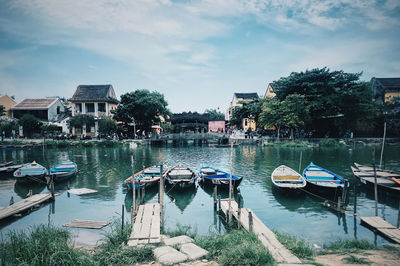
[1,143,399,247]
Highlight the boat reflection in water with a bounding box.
[14,182,46,199]
[271,186,306,212]
[124,185,159,213]
[166,185,197,213]
[199,182,244,207]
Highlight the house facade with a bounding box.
[227,92,259,121]
[0,95,16,118]
[11,98,65,122]
[69,84,119,136]
[371,77,400,103]
[263,83,276,99]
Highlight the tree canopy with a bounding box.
[269,67,377,137]
[69,114,95,128]
[0,105,5,116]
[113,90,170,130]
[19,114,42,137]
[230,100,262,128]
[98,117,117,135]
[204,108,225,121]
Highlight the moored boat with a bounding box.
[302,162,348,195]
[49,161,78,182]
[124,165,168,190]
[13,161,48,184]
[198,166,243,189]
[351,163,400,196]
[0,163,28,178]
[271,165,306,193]
[165,165,197,190]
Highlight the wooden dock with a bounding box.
[360,216,400,244]
[220,198,301,264]
[0,193,52,220]
[128,203,161,246]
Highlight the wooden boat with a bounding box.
[124,165,168,190]
[165,165,197,190]
[0,163,28,178]
[198,166,243,189]
[49,161,78,182]
[0,161,12,168]
[351,163,400,196]
[13,161,48,184]
[302,162,348,195]
[271,165,306,192]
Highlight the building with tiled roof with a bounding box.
[11,98,65,121]
[371,77,400,103]
[69,84,119,136]
[0,95,16,118]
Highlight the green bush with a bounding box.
[319,139,344,147]
[321,239,376,255]
[275,232,314,259]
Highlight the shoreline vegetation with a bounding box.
[1,222,399,265]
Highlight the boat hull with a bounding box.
[355,175,400,197]
[200,176,242,189]
[50,170,77,183]
[165,179,196,190]
[15,174,47,185]
[126,179,160,190]
[304,180,345,197]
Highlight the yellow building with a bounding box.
[0,95,16,118]
[242,117,256,131]
[227,92,259,121]
[263,83,276,99]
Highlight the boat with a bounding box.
[0,163,28,178]
[49,161,78,182]
[124,165,168,190]
[165,165,197,190]
[0,161,12,168]
[198,166,243,189]
[271,165,306,192]
[13,161,48,184]
[302,162,348,195]
[351,163,400,196]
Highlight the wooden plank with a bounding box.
[377,228,400,244]
[137,204,154,239]
[360,216,396,229]
[127,239,138,246]
[131,205,145,239]
[0,193,52,220]
[150,204,160,239]
[63,220,110,229]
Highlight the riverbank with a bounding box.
[1,222,399,265]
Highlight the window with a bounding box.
[244,119,248,126]
[86,103,94,113]
[98,103,106,112]
[57,106,60,115]
[76,103,82,113]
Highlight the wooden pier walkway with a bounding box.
[0,193,52,221]
[220,199,301,264]
[128,203,161,246]
[360,216,400,244]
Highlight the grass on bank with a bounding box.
[0,221,154,266]
[320,239,377,255]
[319,139,345,147]
[343,255,371,264]
[275,231,314,260]
[195,230,275,266]
[264,140,311,147]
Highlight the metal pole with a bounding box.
[373,163,378,217]
[379,122,386,169]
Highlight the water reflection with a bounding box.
[166,185,198,212]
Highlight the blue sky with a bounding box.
[0,0,399,113]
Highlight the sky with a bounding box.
[0,0,399,113]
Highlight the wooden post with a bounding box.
[342,180,348,205]
[373,163,378,217]
[132,182,136,212]
[397,200,400,228]
[337,196,341,212]
[213,186,217,210]
[353,183,357,216]
[228,142,233,223]
[9,196,14,205]
[121,204,124,231]
[50,175,55,200]
[237,192,241,229]
[159,164,164,227]
[248,211,253,232]
[141,187,145,204]
[218,195,221,211]
[379,121,386,169]
[298,151,303,173]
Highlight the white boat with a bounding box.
[271,165,306,192]
[165,165,197,190]
[13,161,48,184]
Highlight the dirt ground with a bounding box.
[315,249,400,266]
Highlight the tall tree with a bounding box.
[113,90,170,130]
[259,99,284,140]
[19,114,42,138]
[98,117,117,135]
[230,100,262,128]
[204,108,225,121]
[69,114,95,129]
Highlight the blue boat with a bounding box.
[49,161,78,182]
[199,166,243,189]
[13,161,48,184]
[124,165,168,190]
[302,162,348,195]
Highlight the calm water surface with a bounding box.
[1,143,400,247]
